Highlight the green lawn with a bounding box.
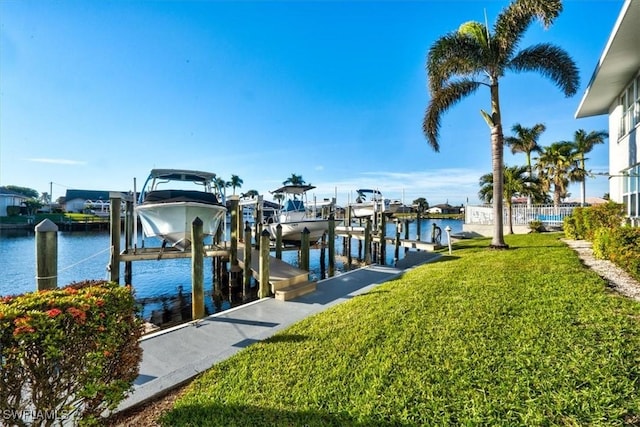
[161,233,640,426]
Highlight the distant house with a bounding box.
[427,203,461,215]
[575,0,640,220]
[0,187,29,216]
[64,190,128,213]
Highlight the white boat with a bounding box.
[136,169,227,250]
[349,189,390,219]
[265,184,333,245]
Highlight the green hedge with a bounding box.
[0,281,144,426]
[565,202,640,282]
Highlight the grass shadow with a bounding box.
[161,402,415,426]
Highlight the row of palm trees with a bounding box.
[485,123,608,207]
[478,123,607,234]
[215,173,307,203]
[423,0,583,248]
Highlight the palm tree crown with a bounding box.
[505,123,546,174]
[283,174,306,186]
[570,129,608,206]
[229,175,243,196]
[535,141,580,207]
[423,0,578,248]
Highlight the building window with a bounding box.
[619,73,640,139]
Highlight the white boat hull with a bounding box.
[136,201,226,249]
[267,219,330,244]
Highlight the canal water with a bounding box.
[0,219,462,321]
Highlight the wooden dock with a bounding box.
[236,243,315,301]
[335,226,442,252]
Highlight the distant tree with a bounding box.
[569,129,608,206]
[229,175,243,195]
[535,142,580,207]
[603,193,610,201]
[23,199,43,216]
[423,0,579,248]
[242,189,259,198]
[479,165,540,234]
[273,193,285,206]
[282,174,306,186]
[505,123,546,175]
[214,177,228,199]
[5,185,39,199]
[412,198,429,214]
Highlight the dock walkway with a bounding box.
[114,250,440,414]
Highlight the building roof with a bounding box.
[0,187,29,198]
[65,189,117,201]
[575,0,640,118]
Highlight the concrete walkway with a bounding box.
[115,250,440,413]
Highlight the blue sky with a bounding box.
[0,0,621,206]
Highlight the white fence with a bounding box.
[465,205,577,227]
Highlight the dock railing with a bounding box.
[465,204,577,228]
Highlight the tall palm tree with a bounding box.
[570,129,608,206]
[478,165,540,234]
[423,0,578,248]
[214,177,228,199]
[229,174,243,195]
[505,123,546,174]
[282,174,306,186]
[535,142,580,207]
[506,123,546,206]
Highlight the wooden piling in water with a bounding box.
[379,212,386,265]
[229,196,239,266]
[300,227,310,271]
[124,197,134,285]
[243,223,252,302]
[259,229,270,298]
[275,224,283,260]
[394,219,401,264]
[364,218,372,265]
[35,219,58,290]
[109,193,121,283]
[191,217,205,320]
[328,214,335,277]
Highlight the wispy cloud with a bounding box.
[28,158,87,165]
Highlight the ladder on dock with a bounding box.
[236,244,316,301]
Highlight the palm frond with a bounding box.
[423,79,482,151]
[427,32,487,92]
[508,43,579,96]
[494,0,562,60]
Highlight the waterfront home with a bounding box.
[64,189,128,213]
[575,0,640,222]
[427,203,462,215]
[0,187,29,216]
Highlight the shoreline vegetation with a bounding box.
[108,232,640,426]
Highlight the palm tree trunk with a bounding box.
[526,154,532,207]
[490,83,507,248]
[580,156,586,207]
[507,201,514,234]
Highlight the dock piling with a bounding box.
[109,193,121,283]
[35,219,58,290]
[259,229,271,298]
[191,218,205,320]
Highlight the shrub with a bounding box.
[581,202,625,240]
[0,280,144,426]
[528,220,543,233]
[563,216,579,239]
[6,205,21,216]
[591,227,612,260]
[608,227,640,282]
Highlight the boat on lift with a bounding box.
[348,189,390,219]
[135,169,227,250]
[265,184,333,245]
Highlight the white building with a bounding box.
[575,0,640,220]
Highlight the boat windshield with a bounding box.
[283,199,305,212]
